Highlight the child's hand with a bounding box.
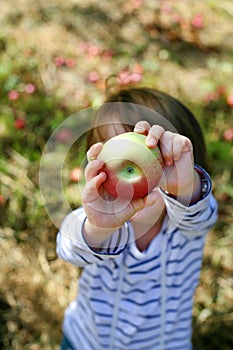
[82,142,159,245]
[134,121,201,205]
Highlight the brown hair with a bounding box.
[86,87,206,167]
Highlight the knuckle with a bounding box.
[135,120,150,132]
[151,125,164,133]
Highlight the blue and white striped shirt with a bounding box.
[57,168,217,350]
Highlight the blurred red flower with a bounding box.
[132,0,143,8]
[54,56,66,67]
[70,167,82,182]
[65,58,76,68]
[78,42,102,59]
[55,129,73,144]
[223,128,233,142]
[191,14,204,29]
[117,70,142,85]
[15,118,26,129]
[8,90,19,100]
[204,91,219,103]
[87,71,100,83]
[25,83,36,94]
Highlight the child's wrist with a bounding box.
[83,219,117,249]
[189,169,202,203]
[162,168,202,205]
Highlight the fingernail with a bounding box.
[134,126,145,133]
[147,135,157,147]
[185,140,192,151]
[93,142,101,150]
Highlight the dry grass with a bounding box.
[0,0,233,349]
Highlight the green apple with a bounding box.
[97,132,164,199]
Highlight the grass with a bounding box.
[0,0,233,349]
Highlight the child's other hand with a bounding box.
[134,121,201,205]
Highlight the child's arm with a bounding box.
[56,207,130,267]
[57,140,159,265]
[160,165,218,236]
[134,121,201,206]
[134,121,218,234]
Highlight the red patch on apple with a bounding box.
[97,132,164,199]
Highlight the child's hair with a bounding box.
[86,87,206,167]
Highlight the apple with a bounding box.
[97,132,164,199]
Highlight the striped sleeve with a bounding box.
[56,208,129,267]
[160,166,218,237]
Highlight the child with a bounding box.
[57,87,218,350]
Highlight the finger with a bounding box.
[146,125,165,148]
[143,188,160,208]
[184,138,193,153]
[87,142,103,162]
[134,121,151,134]
[85,159,105,183]
[82,172,107,202]
[159,131,174,165]
[173,135,193,161]
[132,188,161,213]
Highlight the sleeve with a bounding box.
[159,165,218,237]
[56,207,130,267]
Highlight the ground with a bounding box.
[0,1,233,349]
